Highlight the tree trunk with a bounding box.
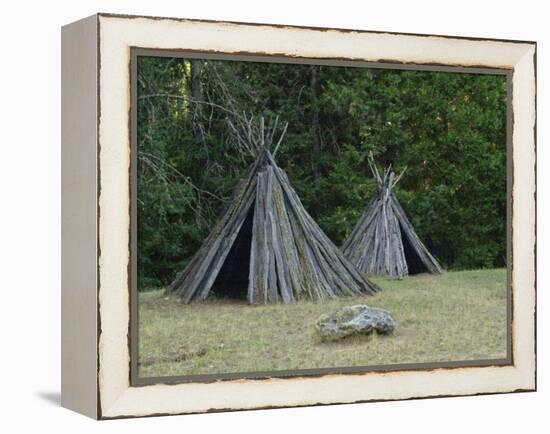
[189,60,206,145]
[309,65,322,213]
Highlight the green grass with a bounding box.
[138,268,508,378]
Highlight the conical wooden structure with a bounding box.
[169,116,379,303]
[342,155,442,278]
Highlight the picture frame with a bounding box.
[61,13,536,419]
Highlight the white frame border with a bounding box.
[97,14,536,418]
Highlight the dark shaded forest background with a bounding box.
[137,56,507,290]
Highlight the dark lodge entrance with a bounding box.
[211,204,255,299]
[400,225,426,275]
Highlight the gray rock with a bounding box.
[316,305,395,341]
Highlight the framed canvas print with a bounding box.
[61,13,536,419]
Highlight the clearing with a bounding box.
[138,268,508,378]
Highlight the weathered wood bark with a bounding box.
[169,116,380,303]
[342,155,443,277]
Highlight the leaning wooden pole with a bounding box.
[169,114,380,303]
[343,153,443,277]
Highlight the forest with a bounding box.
[136,56,507,290]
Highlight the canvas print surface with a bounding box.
[134,55,508,380]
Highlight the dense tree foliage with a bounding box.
[137,56,507,289]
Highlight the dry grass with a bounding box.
[138,268,507,378]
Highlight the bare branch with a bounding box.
[392,166,407,187]
[139,151,226,202]
[272,122,289,157]
[367,152,382,186]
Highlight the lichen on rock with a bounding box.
[316,305,395,341]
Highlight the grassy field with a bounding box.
[138,268,508,378]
